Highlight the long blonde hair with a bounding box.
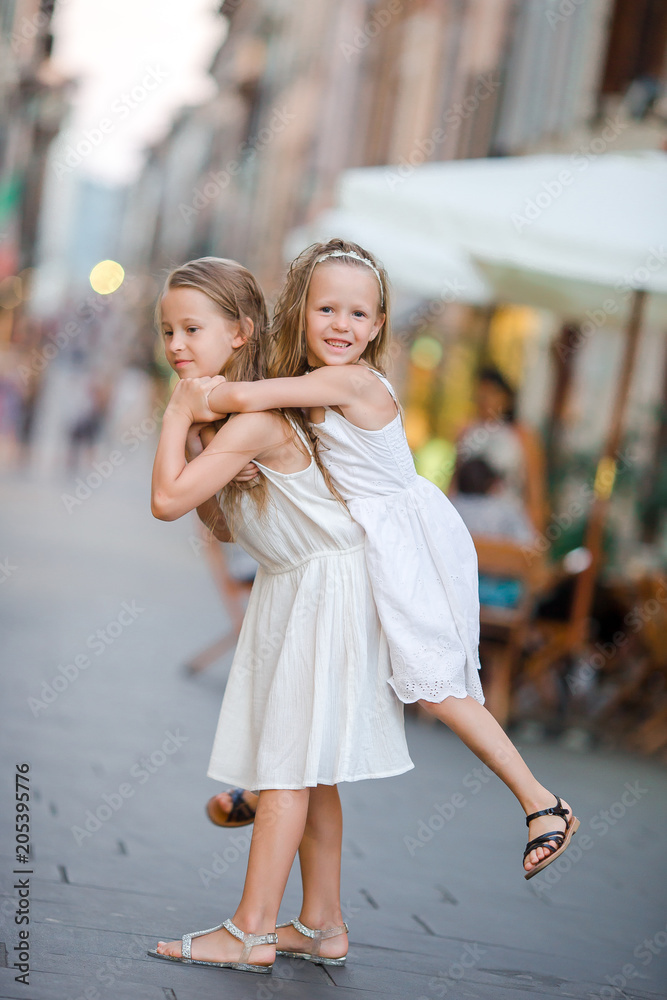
[156,256,338,529]
[269,238,391,378]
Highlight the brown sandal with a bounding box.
[523,795,579,880]
[206,789,256,828]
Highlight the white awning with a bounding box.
[290,152,667,326]
[286,209,492,305]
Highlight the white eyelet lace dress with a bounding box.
[313,370,485,706]
[206,427,414,790]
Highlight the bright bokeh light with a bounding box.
[89,260,125,294]
[403,406,430,450]
[414,438,457,492]
[410,336,443,371]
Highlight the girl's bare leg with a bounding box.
[277,783,348,960]
[418,695,574,873]
[156,788,310,965]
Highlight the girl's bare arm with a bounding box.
[151,402,277,522]
[187,423,233,541]
[204,365,371,417]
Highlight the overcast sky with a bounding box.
[50,0,226,185]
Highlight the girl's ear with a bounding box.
[233,316,253,348]
[369,312,385,341]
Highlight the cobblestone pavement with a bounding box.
[1,441,666,1000]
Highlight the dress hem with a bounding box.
[206,761,415,790]
[389,678,485,706]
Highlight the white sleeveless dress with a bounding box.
[312,371,485,706]
[207,429,413,790]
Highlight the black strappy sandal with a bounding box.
[206,789,257,828]
[523,795,579,880]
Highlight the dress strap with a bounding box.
[286,414,313,451]
[364,367,400,411]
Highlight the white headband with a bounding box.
[315,250,384,306]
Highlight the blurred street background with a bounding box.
[1,1,667,997]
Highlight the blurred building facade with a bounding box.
[0,0,68,282]
[0,0,69,463]
[124,0,667,292]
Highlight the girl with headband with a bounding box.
[188,238,579,882]
[148,256,412,974]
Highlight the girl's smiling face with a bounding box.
[161,286,246,378]
[304,262,384,368]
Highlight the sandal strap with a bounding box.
[222,918,278,965]
[229,789,256,824]
[525,795,569,826]
[523,830,565,862]
[181,923,225,960]
[287,918,349,958]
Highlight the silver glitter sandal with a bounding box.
[147,917,278,974]
[276,917,348,966]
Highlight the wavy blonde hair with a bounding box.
[156,256,339,530]
[269,238,391,378]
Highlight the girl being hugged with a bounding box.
[149,257,412,974]
[192,239,579,880]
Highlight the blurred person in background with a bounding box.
[455,367,548,534]
[451,457,537,545]
[184,505,259,676]
[0,342,28,466]
[66,372,112,471]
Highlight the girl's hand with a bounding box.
[233,461,261,484]
[199,424,217,449]
[185,423,207,461]
[185,421,220,462]
[170,376,226,423]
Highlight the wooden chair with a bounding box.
[473,536,555,726]
[598,572,667,755]
[632,573,667,754]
